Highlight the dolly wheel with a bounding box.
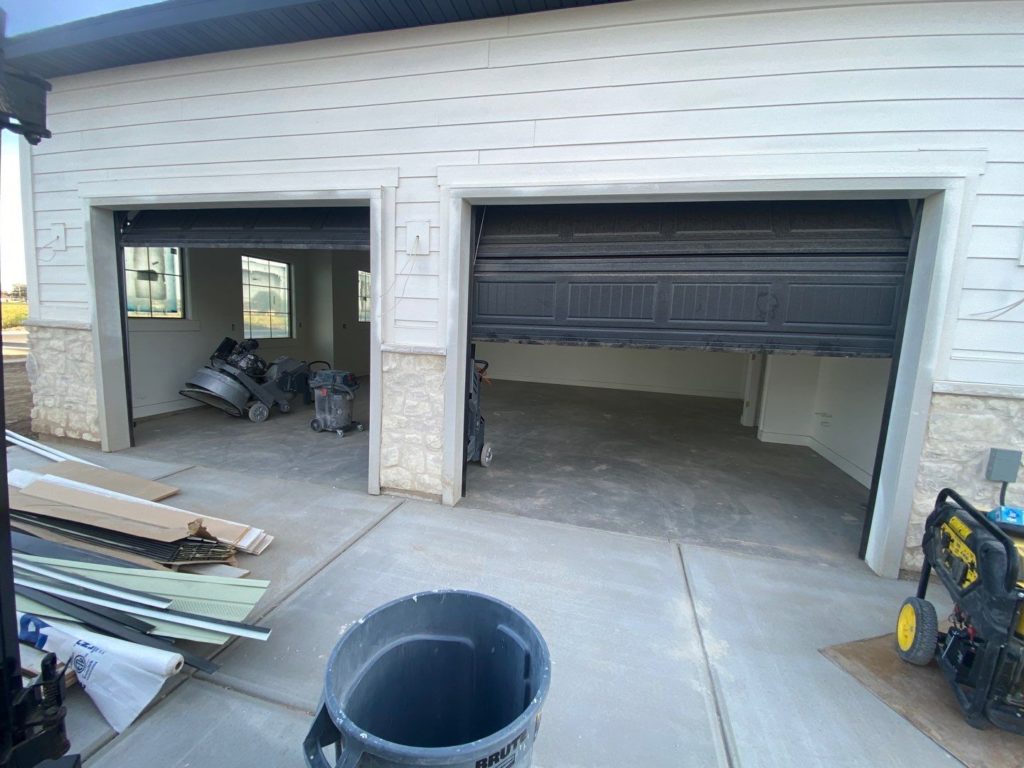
[896,596,938,666]
[248,402,270,423]
[480,442,494,468]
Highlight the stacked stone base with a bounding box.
[25,323,100,442]
[905,391,1024,570]
[379,350,445,499]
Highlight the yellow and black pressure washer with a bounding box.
[896,488,1024,734]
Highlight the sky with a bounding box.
[1,1,163,289]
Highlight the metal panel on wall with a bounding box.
[472,201,912,356]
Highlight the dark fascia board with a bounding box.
[5,0,624,78]
[6,0,332,58]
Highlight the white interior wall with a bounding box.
[474,342,748,399]
[757,354,891,486]
[331,252,371,377]
[128,248,369,418]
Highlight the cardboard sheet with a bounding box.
[43,461,179,502]
[10,488,184,542]
[822,633,1023,768]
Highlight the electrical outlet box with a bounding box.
[405,221,430,256]
[985,448,1022,483]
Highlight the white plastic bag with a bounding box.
[18,613,183,732]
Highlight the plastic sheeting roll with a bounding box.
[18,612,184,731]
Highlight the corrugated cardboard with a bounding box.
[43,461,179,502]
[10,487,184,542]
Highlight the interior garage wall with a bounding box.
[332,251,371,377]
[757,354,891,486]
[474,342,747,399]
[127,247,349,418]
[305,251,371,377]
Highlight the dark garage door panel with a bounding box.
[472,201,912,356]
[120,207,371,250]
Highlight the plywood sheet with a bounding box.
[822,634,1023,768]
[43,461,179,502]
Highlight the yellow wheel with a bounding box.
[896,596,938,666]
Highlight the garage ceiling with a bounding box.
[471,200,914,357]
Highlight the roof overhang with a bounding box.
[6,0,626,79]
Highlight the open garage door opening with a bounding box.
[114,206,374,491]
[463,199,916,565]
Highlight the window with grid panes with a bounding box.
[241,255,291,339]
[358,270,371,323]
[124,247,185,318]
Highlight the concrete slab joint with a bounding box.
[906,391,1024,570]
[379,350,446,499]
[25,325,101,442]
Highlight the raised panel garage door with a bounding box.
[471,201,913,356]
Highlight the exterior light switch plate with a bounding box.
[406,221,429,256]
[986,448,1022,483]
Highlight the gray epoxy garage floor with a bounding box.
[7,441,959,767]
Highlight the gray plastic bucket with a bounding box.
[304,591,550,768]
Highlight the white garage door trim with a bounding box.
[439,150,985,578]
[81,168,398,499]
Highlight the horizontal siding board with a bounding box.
[48,41,493,114]
[960,259,1024,291]
[38,265,90,285]
[45,35,1024,132]
[480,129,1024,165]
[23,0,1024,384]
[958,290,1024,322]
[392,296,439,323]
[32,122,536,174]
[31,151,480,191]
[38,303,91,324]
[489,2,1023,67]
[392,274,440,299]
[56,68,1024,154]
[38,283,91,303]
[395,252,441,277]
[947,358,1024,384]
[972,194,1024,227]
[49,17,508,95]
[979,162,1024,194]
[967,225,1024,260]
[953,318,1024,353]
[533,99,1023,147]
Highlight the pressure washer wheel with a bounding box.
[480,442,493,468]
[248,402,270,423]
[310,418,323,433]
[896,596,939,666]
[279,401,291,414]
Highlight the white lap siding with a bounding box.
[23,0,1024,522]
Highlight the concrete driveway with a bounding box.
[8,446,959,767]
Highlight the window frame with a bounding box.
[241,254,294,340]
[123,246,187,320]
[357,269,371,323]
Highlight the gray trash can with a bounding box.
[304,590,551,768]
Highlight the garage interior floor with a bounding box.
[6,437,955,768]
[128,378,373,492]
[128,377,872,567]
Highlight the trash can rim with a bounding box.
[322,589,551,759]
